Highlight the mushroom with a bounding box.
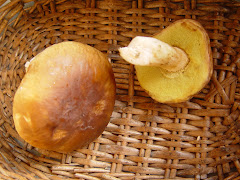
[13,41,116,153]
[119,19,213,103]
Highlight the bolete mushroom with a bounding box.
[119,19,213,103]
[13,41,116,153]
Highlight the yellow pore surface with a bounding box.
[135,20,211,103]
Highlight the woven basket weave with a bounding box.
[1,0,240,179]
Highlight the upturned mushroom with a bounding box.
[119,19,213,103]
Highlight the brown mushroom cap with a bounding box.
[13,41,116,153]
[135,19,213,103]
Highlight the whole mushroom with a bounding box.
[119,19,213,103]
[13,41,116,153]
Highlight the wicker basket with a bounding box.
[1,0,240,179]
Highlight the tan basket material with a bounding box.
[1,0,240,179]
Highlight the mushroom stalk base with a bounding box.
[119,36,189,72]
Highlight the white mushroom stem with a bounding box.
[119,36,189,72]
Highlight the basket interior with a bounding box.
[1,0,240,179]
